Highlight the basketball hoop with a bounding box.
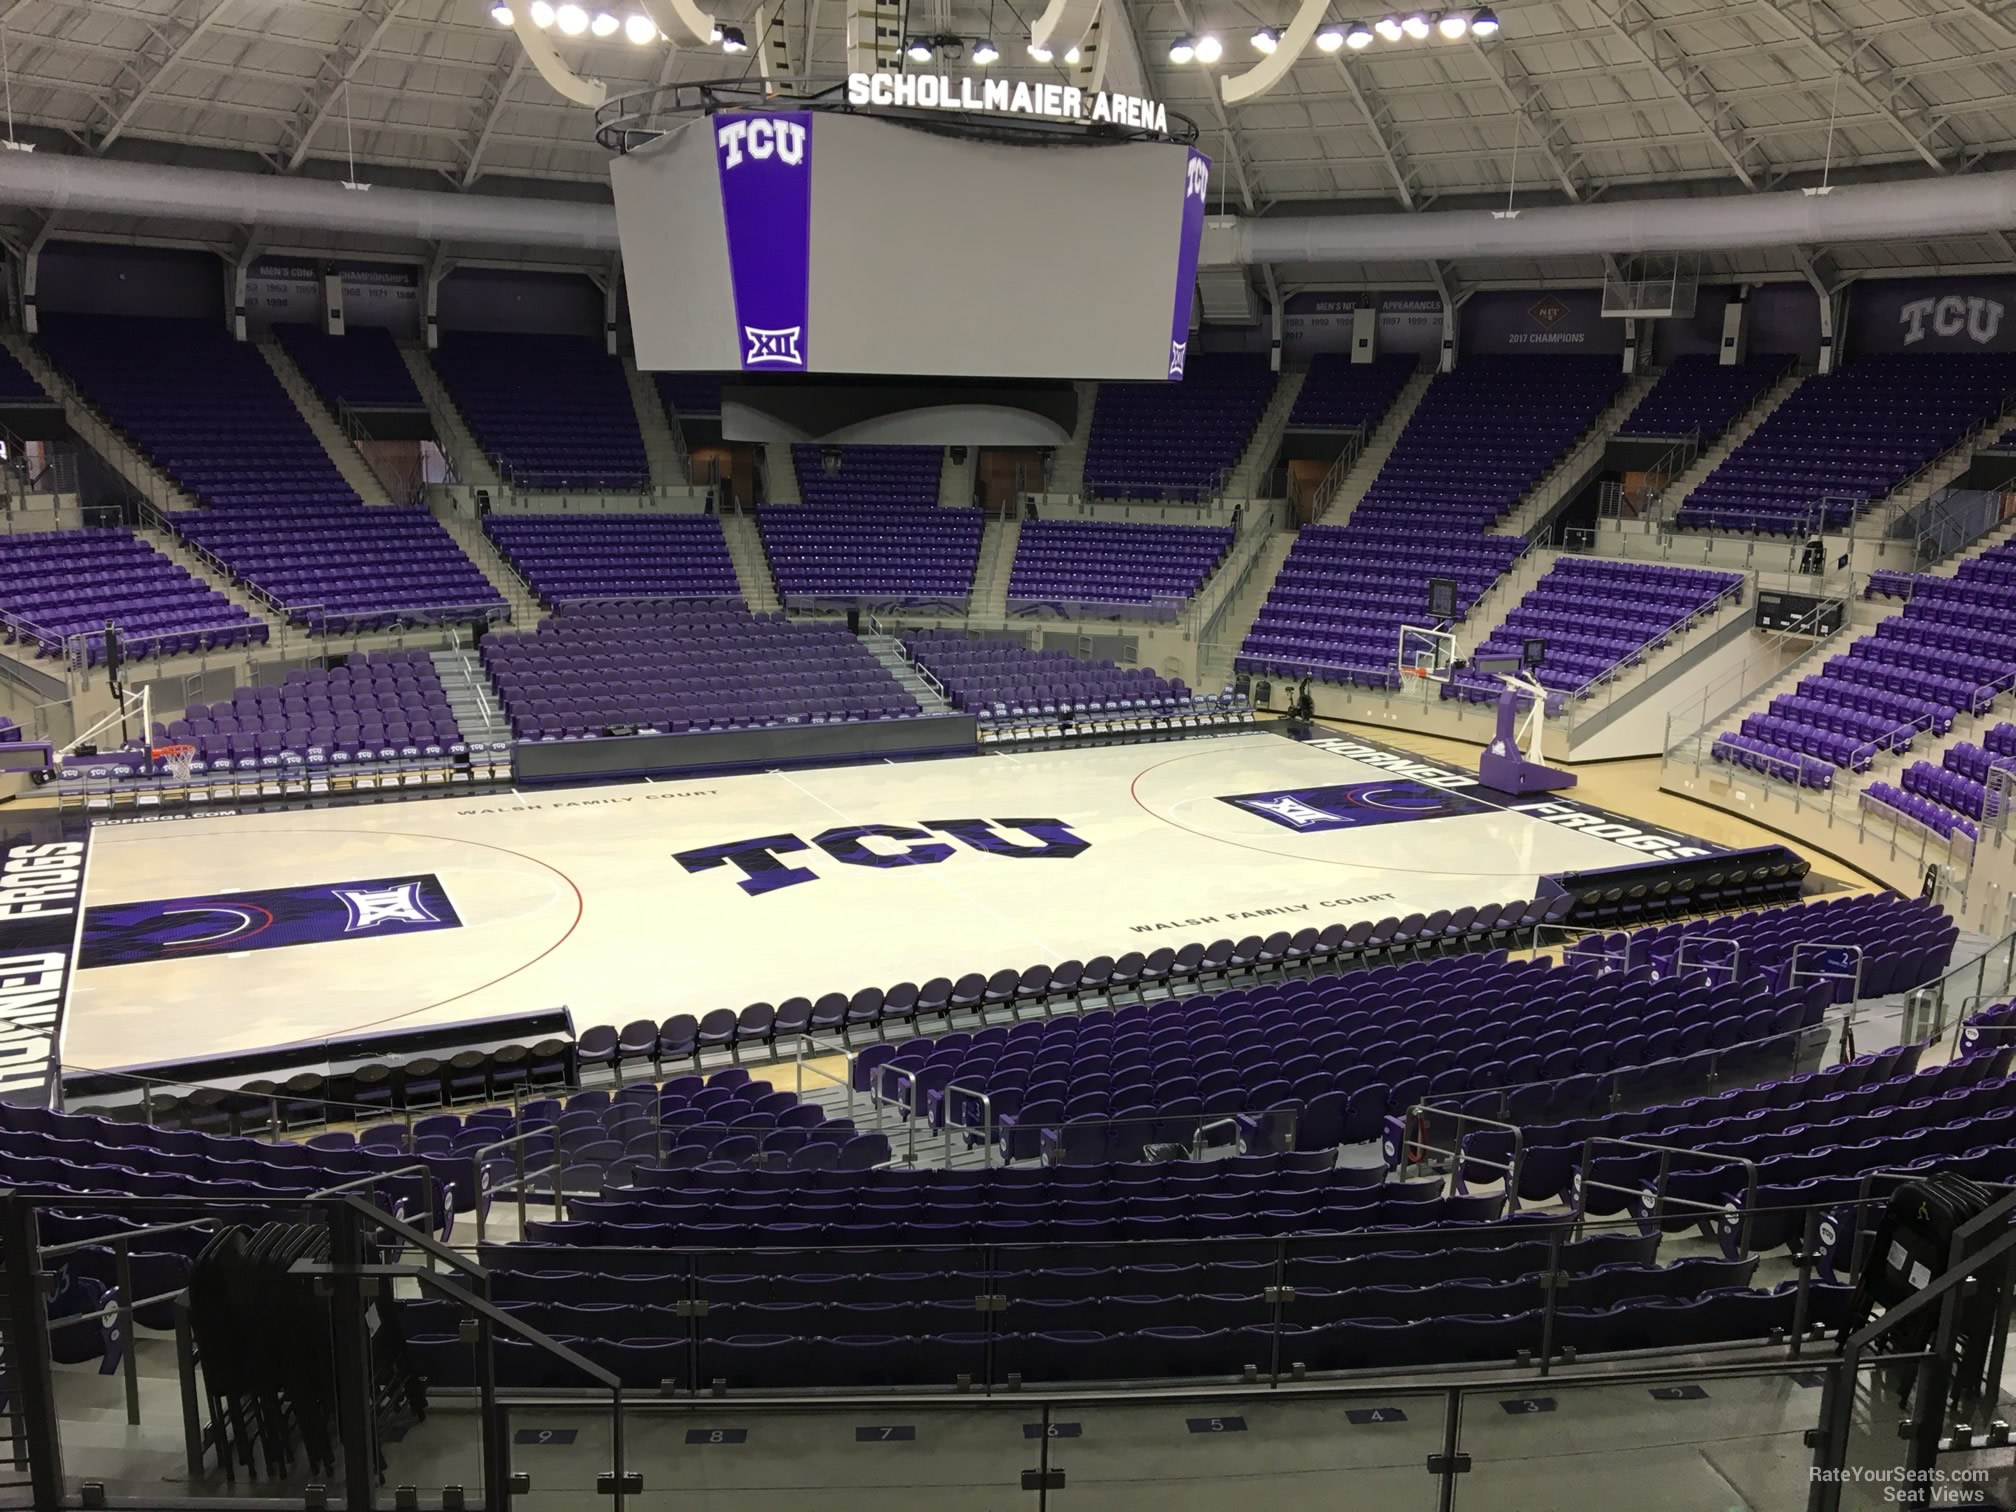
[152,744,196,782]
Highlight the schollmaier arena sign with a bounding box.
[845,71,1169,134]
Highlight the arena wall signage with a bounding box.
[1845,277,2016,355]
[0,838,88,1106]
[676,818,1090,896]
[844,72,1170,135]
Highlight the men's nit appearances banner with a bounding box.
[714,112,814,371]
[0,838,88,1105]
[81,873,460,969]
[1167,146,1211,379]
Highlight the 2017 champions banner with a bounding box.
[1169,147,1211,378]
[714,111,814,371]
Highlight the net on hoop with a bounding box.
[152,744,197,782]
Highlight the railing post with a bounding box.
[327,1201,381,1512]
[0,1197,63,1508]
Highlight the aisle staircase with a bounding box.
[1,333,197,511]
[969,517,1021,620]
[1318,370,1432,525]
[1657,370,1805,521]
[1224,367,1306,498]
[256,340,394,504]
[763,442,801,504]
[1490,373,1654,540]
[723,514,780,611]
[400,345,500,488]
[431,648,513,746]
[1045,380,1100,496]
[861,631,953,713]
[623,359,688,489]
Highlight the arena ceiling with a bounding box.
[0,0,2012,288]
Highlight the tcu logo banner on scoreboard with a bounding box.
[1168,148,1211,379]
[714,112,814,371]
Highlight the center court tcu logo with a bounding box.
[744,326,804,366]
[336,881,443,932]
[1168,340,1188,378]
[715,117,807,169]
[676,817,1089,897]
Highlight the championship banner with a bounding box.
[1168,146,1211,379]
[81,873,461,968]
[714,111,814,371]
[0,837,88,1105]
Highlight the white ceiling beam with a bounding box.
[1467,37,1592,201]
[283,0,409,172]
[458,48,528,190]
[94,0,236,153]
[1743,0,1960,172]
[1591,0,1767,190]
[1328,56,1422,211]
[1164,0,1260,209]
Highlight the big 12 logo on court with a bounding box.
[675,817,1088,896]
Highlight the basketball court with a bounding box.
[61,728,1732,1075]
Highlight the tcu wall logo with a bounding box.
[716,117,807,169]
[676,817,1088,896]
[336,881,443,932]
[743,326,804,366]
[1185,155,1210,201]
[1900,293,2005,347]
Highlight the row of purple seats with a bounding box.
[790,444,942,508]
[0,528,266,660]
[39,314,362,511]
[483,513,741,604]
[1472,558,1741,696]
[272,322,424,409]
[1465,1042,1928,1206]
[1241,357,1623,682]
[759,505,983,607]
[482,603,921,739]
[1677,355,2016,533]
[1617,353,1791,443]
[904,631,1199,720]
[1863,782,1978,841]
[1007,519,1232,618]
[1084,353,1275,501]
[655,372,722,416]
[153,649,463,761]
[1562,892,1953,996]
[175,508,507,630]
[1287,352,1415,430]
[432,331,647,489]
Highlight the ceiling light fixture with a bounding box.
[1436,10,1467,36]
[1251,24,1280,52]
[554,2,588,34]
[528,0,555,26]
[1401,10,1431,36]
[1168,33,1195,62]
[590,9,619,35]
[490,2,514,24]
[972,36,999,62]
[1469,5,1499,34]
[622,10,656,41]
[1063,43,1080,61]
[1373,14,1404,39]
[718,22,748,49]
[1193,32,1223,61]
[1028,39,1053,59]
[906,36,934,60]
[1314,21,1346,50]
[1346,18,1375,45]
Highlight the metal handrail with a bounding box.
[1576,1133,1760,1254]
